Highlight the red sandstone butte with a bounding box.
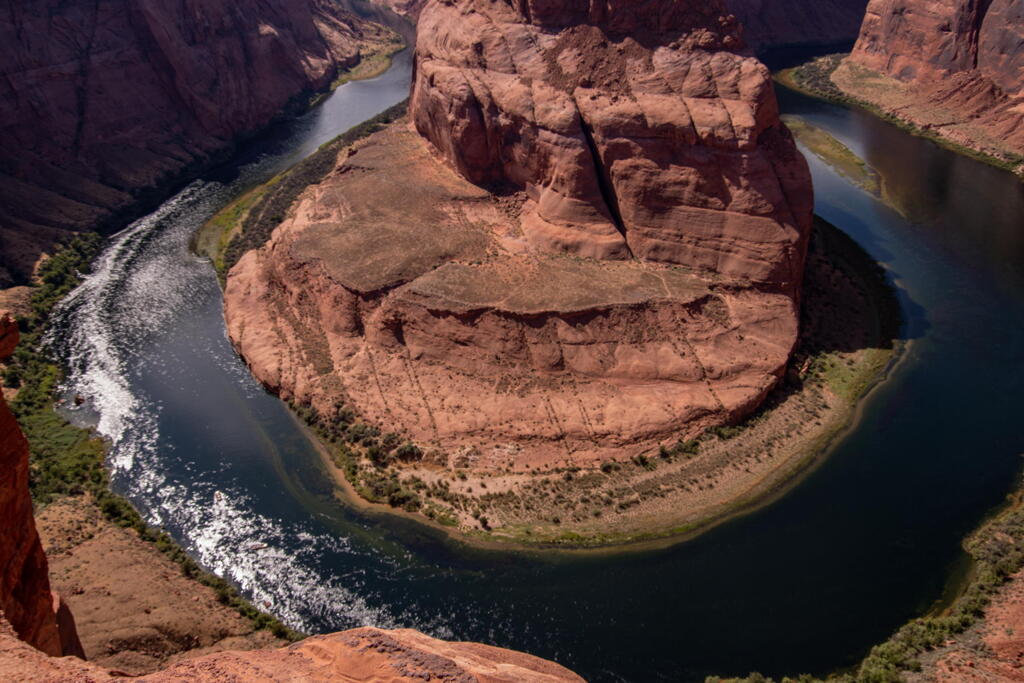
[0,313,83,658]
[0,0,393,285]
[225,0,813,468]
[844,0,1024,159]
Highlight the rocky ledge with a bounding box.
[0,621,583,682]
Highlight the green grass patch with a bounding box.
[783,115,882,196]
[211,100,410,281]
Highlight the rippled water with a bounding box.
[47,49,1024,681]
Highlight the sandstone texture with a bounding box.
[226,0,812,477]
[36,495,283,675]
[838,0,1024,164]
[726,0,870,51]
[0,621,583,682]
[0,313,82,659]
[0,0,395,286]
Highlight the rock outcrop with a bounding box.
[0,621,584,682]
[0,0,395,286]
[836,0,1024,163]
[726,0,870,51]
[0,313,83,658]
[225,0,812,473]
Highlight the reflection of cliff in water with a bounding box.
[860,117,1024,293]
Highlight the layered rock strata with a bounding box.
[0,0,395,285]
[226,0,812,471]
[0,313,82,658]
[837,0,1024,164]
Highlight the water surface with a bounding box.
[50,51,1024,681]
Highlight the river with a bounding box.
[47,48,1024,682]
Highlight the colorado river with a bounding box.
[48,48,1024,681]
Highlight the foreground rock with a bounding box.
[36,496,283,674]
[835,0,1024,169]
[0,313,82,659]
[0,621,583,681]
[0,0,397,286]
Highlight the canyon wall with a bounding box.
[727,0,870,50]
[225,0,813,473]
[0,314,82,658]
[0,0,394,286]
[838,0,1024,161]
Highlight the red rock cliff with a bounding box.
[0,0,393,285]
[843,0,1024,158]
[0,313,83,658]
[225,0,813,471]
[411,0,812,288]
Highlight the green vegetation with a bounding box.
[776,54,1024,177]
[782,115,882,196]
[3,235,301,642]
[329,41,405,90]
[205,100,410,280]
[706,485,1024,683]
[292,400,441,519]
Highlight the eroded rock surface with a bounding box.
[839,0,1024,163]
[0,622,583,682]
[226,0,812,473]
[0,313,82,658]
[0,0,395,285]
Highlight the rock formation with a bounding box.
[0,621,583,681]
[0,313,83,658]
[726,0,870,51]
[225,0,813,474]
[0,0,396,286]
[836,0,1024,163]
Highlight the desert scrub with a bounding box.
[5,235,301,642]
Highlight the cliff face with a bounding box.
[0,314,82,658]
[0,0,393,286]
[225,0,812,474]
[840,0,1024,160]
[410,0,811,286]
[726,0,870,50]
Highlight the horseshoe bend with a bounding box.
[222,0,893,545]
